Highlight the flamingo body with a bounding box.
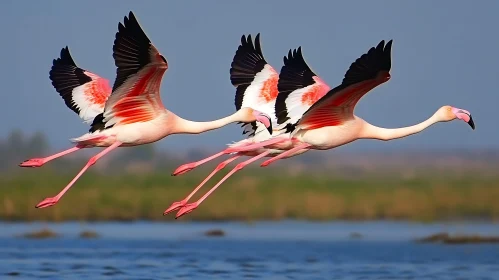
[258,40,474,167]
[294,116,365,150]
[71,112,170,147]
[167,36,330,218]
[20,12,272,209]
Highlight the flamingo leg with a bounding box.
[35,141,122,209]
[224,137,286,153]
[19,145,84,168]
[171,142,254,176]
[260,143,311,167]
[172,151,224,176]
[163,154,242,215]
[176,150,271,218]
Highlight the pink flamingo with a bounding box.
[229,39,475,169]
[174,39,476,218]
[166,37,330,218]
[169,34,277,178]
[19,12,272,209]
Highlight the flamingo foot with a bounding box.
[175,203,199,219]
[19,158,45,168]
[163,200,187,215]
[172,163,196,176]
[260,160,272,167]
[35,197,59,208]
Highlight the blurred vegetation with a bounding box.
[1,130,499,222]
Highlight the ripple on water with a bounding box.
[305,257,318,263]
[450,265,472,271]
[135,263,156,269]
[5,272,20,276]
[195,269,231,275]
[101,265,125,276]
[238,262,266,270]
[157,252,176,259]
[178,262,199,269]
[40,267,58,273]
[70,263,89,270]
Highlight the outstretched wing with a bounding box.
[274,47,330,133]
[90,11,168,132]
[230,33,278,137]
[49,47,111,123]
[297,40,392,131]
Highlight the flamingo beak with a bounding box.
[468,115,475,130]
[453,108,475,130]
[265,117,273,134]
[253,111,273,134]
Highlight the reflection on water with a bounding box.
[0,221,498,279]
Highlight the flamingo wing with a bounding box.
[49,47,111,123]
[230,33,278,137]
[297,40,392,131]
[274,47,330,133]
[90,11,168,132]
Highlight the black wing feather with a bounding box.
[340,40,392,88]
[111,11,154,92]
[230,33,268,110]
[299,40,393,123]
[275,47,317,125]
[90,11,154,133]
[49,47,92,117]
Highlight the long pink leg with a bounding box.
[171,142,254,176]
[224,137,286,153]
[19,145,84,168]
[163,154,242,215]
[172,151,224,176]
[175,150,271,218]
[260,143,311,167]
[35,141,122,209]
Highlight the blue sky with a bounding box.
[3,0,497,152]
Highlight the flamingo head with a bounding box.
[240,108,273,134]
[437,105,475,130]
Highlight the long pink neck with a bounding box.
[170,111,242,134]
[360,114,439,141]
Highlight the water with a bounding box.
[0,221,498,279]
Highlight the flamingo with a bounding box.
[228,39,475,169]
[19,12,272,209]
[166,36,330,218]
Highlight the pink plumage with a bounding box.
[19,12,273,209]
[166,38,332,218]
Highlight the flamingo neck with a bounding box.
[170,111,242,134]
[360,113,440,141]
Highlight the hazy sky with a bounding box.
[3,0,498,152]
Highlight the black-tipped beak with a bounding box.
[266,119,273,135]
[468,115,475,130]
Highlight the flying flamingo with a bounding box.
[166,37,330,218]
[228,39,475,170]
[163,33,281,215]
[19,12,272,209]
[173,39,476,218]
[169,34,277,179]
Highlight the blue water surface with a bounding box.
[0,221,498,280]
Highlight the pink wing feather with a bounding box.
[297,40,392,131]
[49,47,111,123]
[230,33,278,137]
[91,11,168,132]
[274,47,330,132]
